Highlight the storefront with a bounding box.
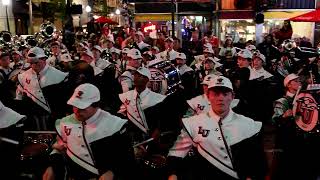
[263,10,315,44]
[134,13,172,34]
[218,10,255,45]
[218,10,315,46]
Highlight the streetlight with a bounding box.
[115,9,120,15]
[2,0,10,32]
[85,5,91,13]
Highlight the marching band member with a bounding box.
[119,49,143,93]
[186,74,217,117]
[245,44,257,52]
[16,47,68,130]
[187,74,239,117]
[118,67,168,179]
[116,47,130,75]
[47,41,63,68]
[19,45,29,61]
[81,47,121,112]
[249,51,273,80]
[134,31,151,52]
[142,51,154,67]
[58,52,74,72]
[80,48,104,76]
[91,45,110,70]
[43,83,135,180]
[175,52,195,99]
[151,46,160,55]
[248,50,277,122]
[156,37,178,62]
[271,73,300,179]
[118,67,166,138]
[0,100,26,178]
[10,50,28,70]
[191,46,215,68]
[0,52,13,81]
[0,52,17,106]
[101,34,116,54]
[227,49,253,116]
[167,76,267,180]
[219,37,237,69]
[9,50,30,82]
[110,47,122,67]
[203,57,223,76]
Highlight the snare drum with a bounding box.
[142,154,167,169]
[19,133,53,179]
[293,91,320,135]
[139,154,167,180]
[20,143,49,161]
[148,60,181,95]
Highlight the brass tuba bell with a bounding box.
[40,22,56,39]
[0,31,12,44]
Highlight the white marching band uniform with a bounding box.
[16,65,68,113]
[168,109,262,179]
[54,109,127,175]
[118,88,166,133]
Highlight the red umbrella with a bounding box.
[289,9,320,22]
[94,16,118,25]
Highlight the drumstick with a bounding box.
[292,86,301,106]
[132,131,174,148]
[0,136,19,145]
[133,138,154,148]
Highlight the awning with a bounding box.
[135,14,172,22]
[289,9,320,22]
[263,11,312,20]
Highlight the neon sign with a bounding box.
[144,24,156,32]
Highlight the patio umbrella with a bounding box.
[94,16,118,25]
[289,9,320,22]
